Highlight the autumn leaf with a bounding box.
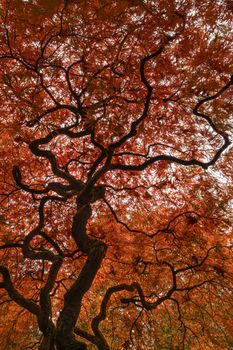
[0,0,232,349]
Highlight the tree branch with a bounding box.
[0,265,40,316]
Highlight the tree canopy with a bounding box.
[0,0,232,349]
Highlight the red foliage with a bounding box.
[0,1,232,349]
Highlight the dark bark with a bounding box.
[55,202,107,349]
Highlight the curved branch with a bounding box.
[56,203,107,349]
[13,165,84,198]
[23,195,66,261]
[39,257,63,333]
[91,283,140,350]
[110,75,232,172]
[29,127,90,187]
[103,197,149,235]
[26,104,80,127]
[109,46,163,150]
[0,265,40,316]
[193,75,233,138]
[108,34,181,151]
[12,165,48,194]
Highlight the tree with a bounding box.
[0,0,232,349]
